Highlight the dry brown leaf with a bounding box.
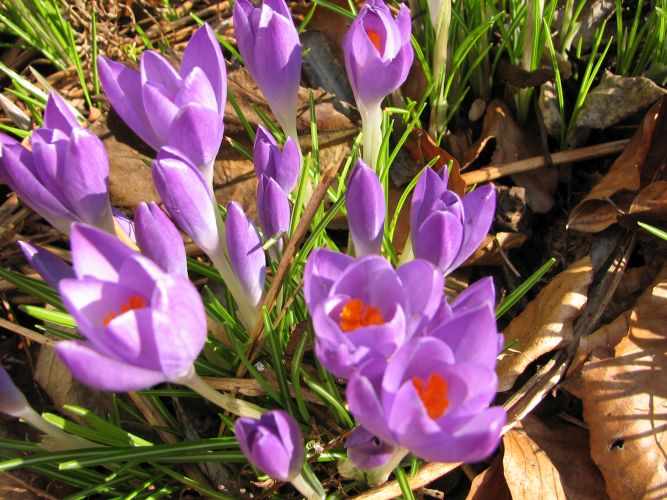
[466,457,511,500]
[624,180,667,226]
[568,96,667,233]
[463,100,557,213]
[498,256,593,391]
[580,264,667,499]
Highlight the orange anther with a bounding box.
[102,295,148,326]
[339,298,385,332]
[412,373,449,419]
[366,29,382,53]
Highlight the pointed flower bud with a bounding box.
[235,409,304,481]
[410,168,496,275]
[55,224,207,392]
[234,0,301,138]
[226,202,266,310]
[253,125,300,193]
[346,426,398,469]
[135,202,187,277]
[257,175,290,259]
[346,160,385,257]
[18,241,74,290]
[98,24,225,180]
[0,92,114,235]
[0,364,31,418]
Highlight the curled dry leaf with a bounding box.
[462,100,557,213]
[468,416,607,500]
[580,264,667,499]
[498,256,593,391]
[568,96,667,233]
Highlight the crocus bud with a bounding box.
[343,0,413,109]
[0,364,31,418]
[410,168,496,275]
[152,147,222,258]
[235,409,304,481]
[56,224,207,392]
[234,0,301,138]
[135,202,187,277]
[346,160,385,256]
[257,175,290,258]
[0,92,114,235]
[226,202,266,310]
[18,241,74,289]
[343,0,413,167]
[346,426,397,469]
[253,125,300,193]
[98,24,225,181]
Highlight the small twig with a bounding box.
[461,139,628,185]
[236,159,344,377]
[0,318,53,346]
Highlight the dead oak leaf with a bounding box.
[581,264,667,499]
[498,256,593,391]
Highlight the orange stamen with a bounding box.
[366,29,382,53]
[102,294,149,326]
[412,373,449,419]
[338,298,385,332]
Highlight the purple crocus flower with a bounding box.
[257,175,290,259]
[0,92,114,235]
[234,0,302,138]
[98,24,225,181]
[253,125,300,193]
[343,0,413,167]
[135,202,187,277]
[347,318,506,463]
[18,241,74,289]
[346,426,398,469]
[410,168,496,275]
[304,249,443,378]
[346,159,385,257]
[55,224,207,392]
[0,364,31,418]
[226,201,266,309]
[235,409,304,481]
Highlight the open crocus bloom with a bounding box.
[304,249,443,379]
[347,331,505,463]
[55,224,207,392]
[0,92,114,235]
[411,168,496,275]
[98,24,225,182]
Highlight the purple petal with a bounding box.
[257,175,290,255]
[98,56,161,150]
[413,211,464,274]
[303,248,355,310]
[346,160,385,257]
[166,103,223,176]
[346,427,397,469]
[410,168,448,232]
[55,340,166,392]
[43,92,79,134]
[225,201,266,308]
[0,365,30,418]
[396,258,443,335]
[450,184,496,270]
[18,241,74,289]
[452,276,496,312]
[276,136,301,192]
[135,202,187,277]
[347,357,394,444]
[253,125,278,179]
[141,81,179,144]
[69,223,136,281]
[181,23,227,112]
[152,148,221,255]
[62,128,114,233]
[139,50,182,94]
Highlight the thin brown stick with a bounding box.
[461,139,629,185]
[0,318,54,346]
[202,376,323,405]
[236,160,343,377]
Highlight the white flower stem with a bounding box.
[361,104,383,171]
[290,472,325,500]
[398,234,414,266]
[19,407,93,449]
[179,372,264,418]
[366,447,410,487]
[429,0,452,138]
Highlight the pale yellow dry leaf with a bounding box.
[581,264,667,499]
[498,256,593,391]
